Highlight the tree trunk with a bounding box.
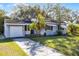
[57,23,61,35]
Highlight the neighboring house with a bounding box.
[4,19,68,38]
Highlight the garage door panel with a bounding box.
[10,26,24,37]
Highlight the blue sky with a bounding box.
[0,3,15,12]
[62,3,79,10]
[0,3,79,13]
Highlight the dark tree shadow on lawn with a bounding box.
[0,38,13,43]
[0,37,27,43]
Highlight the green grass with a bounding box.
[27,35,79,56]
[0,39,28,56]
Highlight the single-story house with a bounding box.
[4,19,31,37]
[4,19,68,38]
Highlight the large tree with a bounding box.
[11,4,46,34]
[47,4,71,34]
[0,9,6,34]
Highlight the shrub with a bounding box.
[67,23,79,36]
[66,23,73,36]
[72,24,79,35]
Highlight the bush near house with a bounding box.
[72,24,79,35]
[67,23,79,36]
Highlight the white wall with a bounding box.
[4,23,10,37]
[40,26,58,35]
[60,24,67,35]
[25,31,30,35]
[40,29,45,35]
[46,26,58,35]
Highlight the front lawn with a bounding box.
[27,35,79,56]
[0,39,28,56]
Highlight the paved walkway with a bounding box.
[13,38,64,56]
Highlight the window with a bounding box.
[45,25,53,30]
[60,27,64,30]
[25,25,27,31]
[25,25,29,31]
[50,26,53,30]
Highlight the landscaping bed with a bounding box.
[27,35,79,56]
[0,39,28,56]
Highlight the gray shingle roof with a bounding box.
[5,19,32,23]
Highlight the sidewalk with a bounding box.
[13,38,64,56]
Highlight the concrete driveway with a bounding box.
[13,38,64,56]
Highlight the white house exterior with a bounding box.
[4,19,31,37]
[4,19,68,38]
[44,22,58,35]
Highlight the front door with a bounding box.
[31,30,34,34]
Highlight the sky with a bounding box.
[0,3,79,14]
[63,3,79,11]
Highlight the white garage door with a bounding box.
[10,26,24,37]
